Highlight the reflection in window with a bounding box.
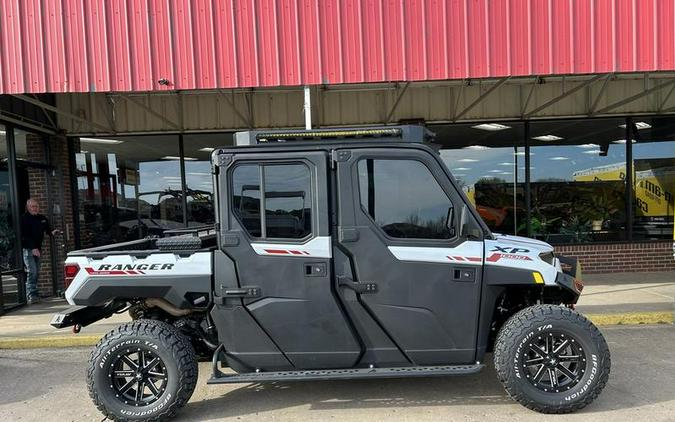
[231,165,261,237]
[436,123,525,235]
[182,133,232,227]
[75,135,183,247]
[264,164,311,239]
[632,135,675,239]
[530,118,627,243]
[358,159,453,239]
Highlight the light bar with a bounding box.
[256,128,402,140]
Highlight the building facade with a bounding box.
[1,0,674,311]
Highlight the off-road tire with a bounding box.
[87,319,198,421]
[494,304,610,413]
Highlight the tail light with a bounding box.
[64,263,80,289]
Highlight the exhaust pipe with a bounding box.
[144,298,192,317]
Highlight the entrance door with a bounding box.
[335,147,484,365]
[219,150,360,369]
[1,129,23,311]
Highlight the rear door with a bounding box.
[218,150,361,369]
[335,147,484,365]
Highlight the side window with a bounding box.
[231,162,312,239]
[232,164,262,237]
[358,159,454,240]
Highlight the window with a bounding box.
[530,118,627,243]
[435,123,526,235]
[74,135,183,248]
[183,133,233,227]
[231,163,312,239]
[629,117,675,240]
[358,159,454,240]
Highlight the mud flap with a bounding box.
[50,302,126,329]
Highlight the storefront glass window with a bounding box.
[14,129,46,163]
[182,133,233,226]
[530,118,627,243]
[629,117,675,240]
[0,125,16,272]
[75,135,183,247]
[435,123,526,235]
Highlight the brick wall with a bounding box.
[555,241,675,273]
[25,134,75,298]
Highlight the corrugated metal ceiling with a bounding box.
[1,0,675,94]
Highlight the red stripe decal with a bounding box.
[264,249,289,254]
[84,267,126,275]
[466,257,482,262]
[446,256,454,261]
[290,250,303,255]
[453,256,466,261]
[486,253,502,262]
[303,251,311,255]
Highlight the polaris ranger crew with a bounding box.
[52,126,610,421]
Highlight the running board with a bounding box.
[208,364,484,384]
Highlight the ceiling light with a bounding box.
[578,143,599,148]
[489,170,502,173]
[472,123,511,131]
[498,162,512,166]
[161,156,198,161]
[198,147,215,152]
[499,171,512,175]
[453,167,471,171]
[583,150,601,154]
[187,172,210,176]
[532,135,563,142]
[514,151,527,156]
[549,156,569,160]
[619,121,651,130]
[80,137,124,145]
[463,145,491,150]
[458,158,479,162]
[613,139,636,144]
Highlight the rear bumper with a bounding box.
[50,302,126,329]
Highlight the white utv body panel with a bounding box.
[485,234,560,285]
[65,252,212,306]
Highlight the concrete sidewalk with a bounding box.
[0,271,672,349]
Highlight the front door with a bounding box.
[335,147,484,365]
[219,150,361,369]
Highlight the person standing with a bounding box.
[21,198,59,304]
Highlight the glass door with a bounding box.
[0,125,24,311]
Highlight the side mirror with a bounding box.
[445,206,456,237]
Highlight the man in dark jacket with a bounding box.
[21,198,59,304]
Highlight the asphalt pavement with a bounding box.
[0,324,673,422]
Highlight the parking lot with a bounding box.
[1,324,673,422]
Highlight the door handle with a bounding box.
[337,276,378,294]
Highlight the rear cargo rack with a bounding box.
[234,125,433,145]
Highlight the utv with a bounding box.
[52,126,610,421]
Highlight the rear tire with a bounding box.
[493,304,610,413]
[87,319,198,421]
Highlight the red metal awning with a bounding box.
[1,0,674,95]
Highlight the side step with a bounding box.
[208,364,484,384]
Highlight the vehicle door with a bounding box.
[218,151,361,369]
[334,147,484,365]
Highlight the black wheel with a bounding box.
[494,304,610,413]
[87,320,198,421]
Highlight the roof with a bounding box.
[2,0,674,94]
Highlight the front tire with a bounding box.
[87,320,198,421]
[494,305,610,413]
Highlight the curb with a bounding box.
[586,311,673,326]
[0,334,102,350]
[0,311,672,350]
